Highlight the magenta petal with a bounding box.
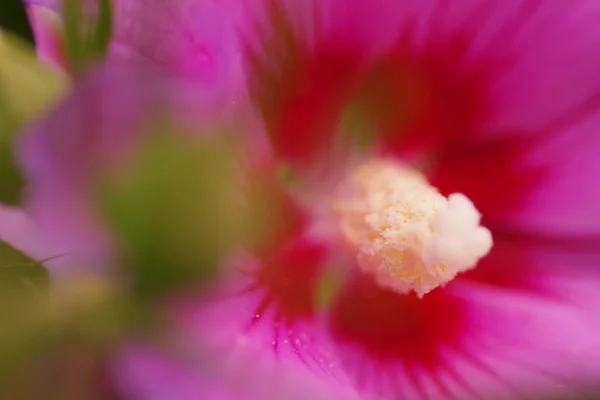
[244,0,600,134]
[479,1,600,136]
[17,56,239,280]
[113,337,359,400]
[155,253,361,400]
[329,0,600,139]
[112,0,235,78]
[113,344,247,400]
[314,233,600,400]
[26,5,67,69]
[438,240,600,400]
[0,205,60,264]
[503,111,600,235]
[26,0,244,120]
[445,278,600,400]
[111,264,361,400]
[110,0,244,117]
[17,62,172,278]
[321,271,600,400]
[23,0,58,6]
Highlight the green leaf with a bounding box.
[0,33,66,204]
[62,0,86,70]
[0,273,136,396]
[0,241,50,375]
[93,0,113,55]
[0,239,49,296]
[0,141,24,205]
[98,131,241,302]
[0,0,35,45]
[63,0,113,74]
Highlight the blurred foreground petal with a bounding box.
[0,32,66,204]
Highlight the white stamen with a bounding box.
[332,159,493,297]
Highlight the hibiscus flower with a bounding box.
[7,0,600,399]
[180,0,600,398]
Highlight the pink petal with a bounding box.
[112,246,361,400]
[17,62,179,278]
[110,0,244,121]
[444,277,600,399]
[26,5,67,70]
[324,237,600,399]
[0,205,56,262]
[452,238,600,399]
[113,344,247,400]
[26,0,244,122]
[113,338,359,400]
[177,244,344,379]
[320,0,600,140]
[503,111,600,236]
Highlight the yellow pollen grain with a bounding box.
[332,159,493,297]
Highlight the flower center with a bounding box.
[331,158,492,297]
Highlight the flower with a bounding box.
[7,0,600,399]
[177,0,600,399]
